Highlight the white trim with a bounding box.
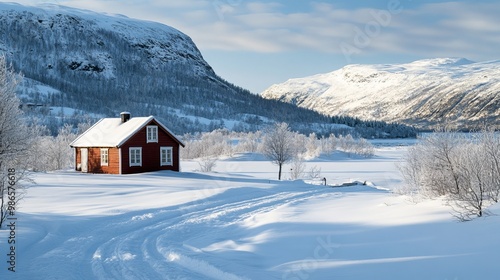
[100,148,109,166]
[146,125,158,143]
[178,146,181,171]
[74,148,77,170]
[160,147,173,166]
[81,148,88,173]
[129,147,142,167]
[119,148,122,174]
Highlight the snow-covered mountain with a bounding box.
[0,2,213,77]
[261,58,500,130]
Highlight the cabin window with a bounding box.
[129,147,142,166]
[147,125,158,143]
[160,147,173,166]
[100,148,109,166]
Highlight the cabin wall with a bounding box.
[74,147,120,174]
[121,119,180,174]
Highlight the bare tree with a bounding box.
[423,130,464,195]
[449,143,488,219]
[263,122,296,180]
[289,157,306,180]
[0,56,36,228]
[399,128,500,220]
[479,129,500,202]
[197,157,217,172]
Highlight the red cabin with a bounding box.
[70,112,185,174]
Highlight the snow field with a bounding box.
[1,146,500,279]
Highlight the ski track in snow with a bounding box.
[23,187,329,279]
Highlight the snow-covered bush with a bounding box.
[197,157,217,172]
[399,129,500,220]
[307,165,322,180]
[289,157,306,180]
[234,131,262,153]
[27,123,80,172]
[335,134,374,157]
[353,138,375,157]
[304,133,321,159]
[321,134,338,155]
[181,129,233,159]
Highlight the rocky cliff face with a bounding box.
[261,58,500,130]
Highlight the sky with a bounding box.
[12,0,500,93]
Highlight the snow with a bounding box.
[49,106,78,116]
[0,2,183,39]
[70,116,183,147]
[1,146,500,279]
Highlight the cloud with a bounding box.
[16,0,500,61]
[381,1,500,60]
[182,1,498,62]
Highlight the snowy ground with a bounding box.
[1,146,500,279]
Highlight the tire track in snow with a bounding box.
[90,187,328,279]
[24,185,331,279]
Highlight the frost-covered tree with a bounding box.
[451,143,488,219]
[399,128,500,220]
[263,123,296,180]
[234,131,261,153]
[479,129,500,202]
[180,129,233,160]
[305,133,321,159]
[47,124,78,170]
[399,131,464,197]
[289,157,306,180]
[353,138,375,157]
[0,56,36,228]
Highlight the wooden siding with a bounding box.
[120,119,180,174]
[74,147,120,174]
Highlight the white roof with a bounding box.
[70,116,184,147]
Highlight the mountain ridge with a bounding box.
[261,58,500,130]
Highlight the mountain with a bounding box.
[261,58,500,130]
[0,3,415,137]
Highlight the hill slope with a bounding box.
[261,58,500,130]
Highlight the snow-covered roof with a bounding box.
[70,116,184,148]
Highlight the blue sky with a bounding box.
[15,0,500,93]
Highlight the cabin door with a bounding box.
[81,148,88,173]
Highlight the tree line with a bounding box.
[181,124,375,180]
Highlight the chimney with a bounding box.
[120,112,131,123]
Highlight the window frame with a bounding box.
[160,147,173,166]
[146,125,158,143]
[100,148,109,166]
[129,147,142,167]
